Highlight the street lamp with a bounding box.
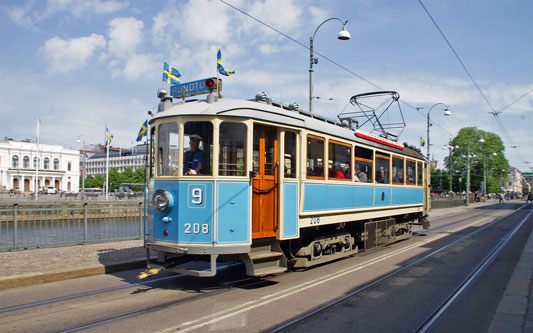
[309,18,350,113]
[444,140,458,192]
[424,103,451,165]
[77,135,86,199]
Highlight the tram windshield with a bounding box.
[158,122,179,176]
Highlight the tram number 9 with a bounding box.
[310,216,320,225]
[191,188,202,205]
[184,223,209,234]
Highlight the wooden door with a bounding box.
[252,125,278,239]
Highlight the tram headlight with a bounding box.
[153,190,173,212]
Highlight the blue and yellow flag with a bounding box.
[420,137,425,147]
[136,120,148,142]
[217,49,235,76]
[105,127,113,152]
[163,62,181,85]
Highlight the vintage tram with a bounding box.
[140,79,429,278]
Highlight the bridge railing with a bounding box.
[0,201,144,251]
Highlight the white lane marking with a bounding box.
[157,209,511,333]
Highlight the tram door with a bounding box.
[252,125,279,239]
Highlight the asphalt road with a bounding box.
[0,202,530,332]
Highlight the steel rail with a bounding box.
[270,205,523,332]
[415,206,533,332]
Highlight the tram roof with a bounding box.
[151,95,425,161]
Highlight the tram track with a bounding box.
[268,204,529,332]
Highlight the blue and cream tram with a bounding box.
[141,79,429,278]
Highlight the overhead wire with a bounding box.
[219,0,454,138]
[417,0,529,166]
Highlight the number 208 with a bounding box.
[184,223,209,234]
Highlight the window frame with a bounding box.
[306,134,325,180]
[218,121,247,177]
[417,161,424,186]
[406,159,417,185]
[392,155,405,185]
[283,130,298,179]
[375,152,391,184]
[354,145,374,183]
[327,139,352,181]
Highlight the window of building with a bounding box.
[157,122,179,176]
[328,140,351,180]
[184,121,213,175]
[54,158,60,170]
[375,153,390,184]
[23,156,30,168]
[307,135,325,179]
[44,157,50,169]
[392,156,404,184]
[406,160,416,185]
[67,162,71,171]
[284,131,297,178]
[417,162,424,186]
[12,155,19,168]
[219,122,247,176]
[354,146,373,183]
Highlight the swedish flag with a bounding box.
[136,120,148,142]
[217,49,235,76]
[105,127,113,152]
[163,62,181,85]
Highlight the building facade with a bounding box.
[505,166,523,196]
[84,145,147,176]
[0,139,80,192]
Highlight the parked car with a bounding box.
[44,186,57,194]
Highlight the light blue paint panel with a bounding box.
[374,187,392,206]
[177,181,214,244]
[352,186,374,208]
[303,183,327,211]
[392,187,424,205]
[282,182,298,239]
[217,181,250,244]
[150,180,214,244]
[326,184,354,210]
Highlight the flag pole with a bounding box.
[105,126,109,200]
[35,118,40,200]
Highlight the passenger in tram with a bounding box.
[334,163,345,179]
[355,165,368,182]
[184,134,204,175]
[376,169,386,183]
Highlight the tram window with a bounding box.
[328,141,351,180]
[354,146,373,183]
[392,156,404,184]
[375,153,390,184]
[184,121,213,175]
[157,122,179,176]
[284,131,297,178]
[417,162,424,186]
[406,160,416,185]
[307,135,324,179]
[219,122,247,176]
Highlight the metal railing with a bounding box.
[0,201,144,251]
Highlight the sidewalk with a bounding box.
[0,239,149,290]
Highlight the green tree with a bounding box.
[444,127,509,193]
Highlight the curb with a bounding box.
[0,260,147,291]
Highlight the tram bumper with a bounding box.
[143,241,250,277]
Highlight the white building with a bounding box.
[84,145,147,176]
[505,166,523,196]
[0,139,80,193]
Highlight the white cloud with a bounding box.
[41,34,106,73]
[246,0,303,37]
[308,6,329,25]
[122,54,160,80]
[176,0,232,43]
[152,8,180,45]
[44,0,129,17]
[107,17,144,58]
[4,3,36,28]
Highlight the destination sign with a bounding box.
[170,78,221,98]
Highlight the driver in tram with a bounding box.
[184,134,204,175]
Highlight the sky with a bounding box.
[1,0,532,172]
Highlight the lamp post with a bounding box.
[445,140,458,192]
[309,18,350,113]
[425,103,451,165]
[77,136,86,199]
